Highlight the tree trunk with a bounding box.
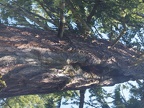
[57,0,65,38]
[79,89,85,108]
[0,26,143,98]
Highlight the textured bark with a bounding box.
[0,25,143,98]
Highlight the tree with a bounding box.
[1,95,45,108]
[0,0,144,41]
[79,89,86,108]
[0,0,143,99]
[85,87,110,108]
[106,81,144,108]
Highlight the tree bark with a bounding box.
[0,26,143,98]
[79,89,85,108]
[57,0,65,38]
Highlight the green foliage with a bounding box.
[113,86,126,108]
[110,81,144,108]
[1,95,45,108]
[0,90,80,108]
[0,0,143,46]
[0,74,6,91]
[87,87,110,108]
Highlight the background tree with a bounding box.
[0,0,143,47]
[0,95,45,108]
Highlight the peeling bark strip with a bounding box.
[0,26,143,98]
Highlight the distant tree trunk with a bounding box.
[56,98,62,108]
[0,26,143,98]
[57,0,65,38]
[66,0,91,36]
[79,89,86,108]
[110,23,126,47]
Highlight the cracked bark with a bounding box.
[0,26,143,98]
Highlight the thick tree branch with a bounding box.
[0,26,143,98]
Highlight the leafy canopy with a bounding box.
[0,0,143,49]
